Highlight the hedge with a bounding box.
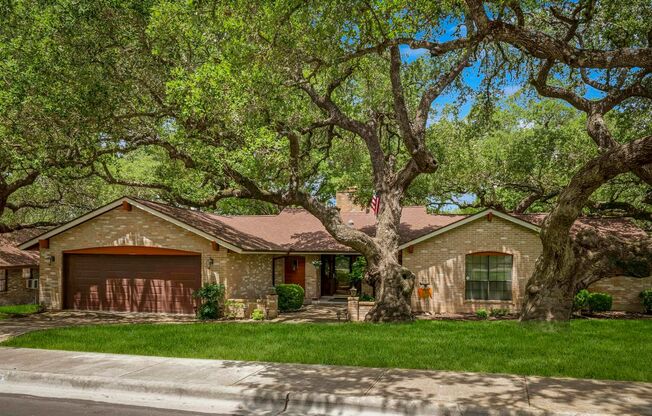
[587,292,612,313]
[276,284,304,311]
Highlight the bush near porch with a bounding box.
[276,284,304,311]
[3,319,652,382]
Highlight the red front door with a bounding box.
[284,256,305,289]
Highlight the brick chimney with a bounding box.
[335,188,365,213]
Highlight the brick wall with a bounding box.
[39,206,274,310]
[403,215,542,314]
[0,267,39,306]
[589,275,652,312]
[304,254,320,300]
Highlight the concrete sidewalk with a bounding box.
[0,348,650,415]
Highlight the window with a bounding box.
[0,269,7,292]
[465,254,513,301]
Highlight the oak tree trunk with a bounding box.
[365,256,416,322]
[364,188,416,322]
[520,238,576,321]
[519,135,652,322]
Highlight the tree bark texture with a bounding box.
[521,136,652,321]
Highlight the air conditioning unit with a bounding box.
[26,279,38,290]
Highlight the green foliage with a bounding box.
[275,284,304,312]
[251,308,265,321]
[359,293,375,302]
[476,309,488,319]
[0,304,42,317]
[573,289,590,311]
[350,257,367,285]
[588,292,613,313]
[7,320,652,382]
[489,308,509,318]
[639,290,652,314]
[192,284,225,320]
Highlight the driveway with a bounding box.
[0,311,196,342]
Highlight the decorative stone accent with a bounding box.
[265,294,278,319]
[347,297,375,322]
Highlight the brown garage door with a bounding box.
[64,254,201,314]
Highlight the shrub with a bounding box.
[276,284,304,311]
[639,289,652,314]
[588,292,613,313]
[350,257,367,286]
[476,309,488,319]
[573,289,590,311]
[490,308,509,318]
[251,308,265,320]
[359,293,375,302]
[192,283,225,320]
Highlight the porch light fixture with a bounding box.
[44,254,55,265]
[207,258,214,268]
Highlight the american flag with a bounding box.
[370,192,380,216]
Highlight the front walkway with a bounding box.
[0,347,650,415]
[271,303,348,323]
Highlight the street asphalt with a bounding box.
[0,393,225,416]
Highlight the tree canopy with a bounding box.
[1,0,650,321]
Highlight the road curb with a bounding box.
[0,369,600,416]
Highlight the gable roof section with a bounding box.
[18,197,647,254]
[397,209,541,250]
[18,197,465,253]
[1,228,48,268]
[19,198,247,253]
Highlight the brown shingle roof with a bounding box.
[19,197,649,254]
[0,228,46,268]
[512,214,648,240]
[134,198,465,252]
[136,199,648,252]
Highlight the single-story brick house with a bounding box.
[0,229,43,306]
[18,192,652,315]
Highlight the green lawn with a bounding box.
[0,304,41,319]
[3,319,652,382]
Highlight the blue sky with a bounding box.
[397,29,609,121]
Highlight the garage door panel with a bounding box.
[65,254,201,314]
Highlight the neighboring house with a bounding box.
[0,229,43,306]
[18,192,651,315]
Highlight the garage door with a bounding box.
[64,254,201,314]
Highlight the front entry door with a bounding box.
[320,255,337,296]
[284,256,305,289]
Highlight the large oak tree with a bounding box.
[3,0,651,322]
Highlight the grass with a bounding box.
[0,304,41,319]
[3,319,652,382]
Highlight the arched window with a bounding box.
[465,253,513,301]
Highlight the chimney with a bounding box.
[335,188,365,213]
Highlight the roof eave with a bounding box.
[18,197,246,253]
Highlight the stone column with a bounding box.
[347,297,359,321]
[266,294,279,319]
